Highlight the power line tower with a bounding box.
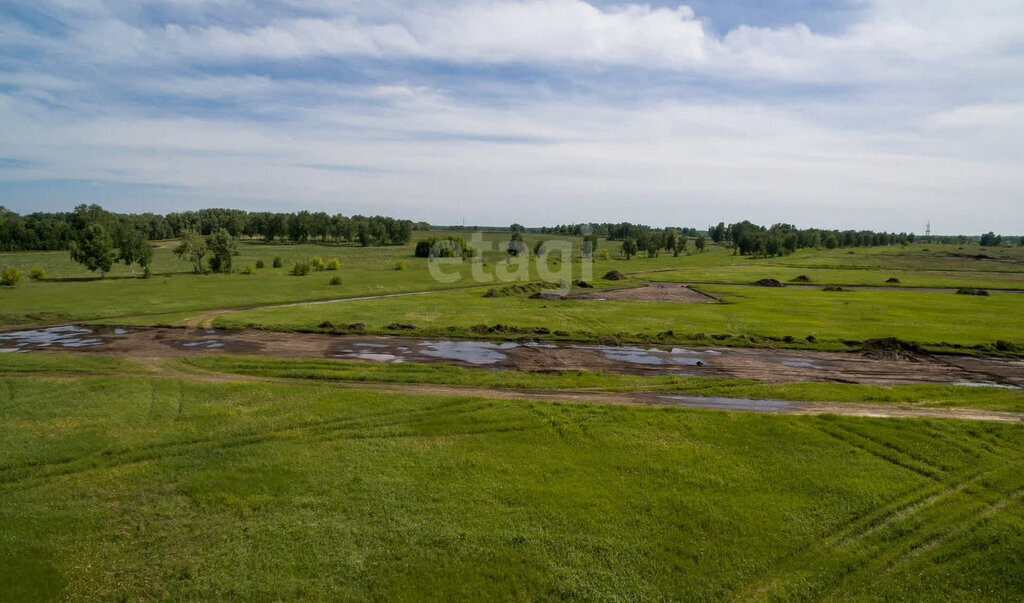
[925,220,931,242]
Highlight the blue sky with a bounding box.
[1,0,1022,232]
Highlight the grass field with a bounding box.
[211,282,1024,351]
[182,355,1024,412]
[3,238,1023,354]
[1,370,1022,599]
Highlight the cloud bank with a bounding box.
[1,0,1022,231]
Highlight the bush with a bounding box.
[415,236,468,258]
[143,266,152,279]
[310,256,324,271]
[326,258,340,271]
[1,266,23,286]
[243,264,256,275]
[394,259,405,271]
[255,259,265,269]
[603,270,625,280]
[956,287,990,296]
[29,267,46,280]
[292,262,311,276]
[600,250,610,260]
[272,256,282,268]
[329,276,342,285]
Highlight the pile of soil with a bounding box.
[886,277,901,284]
[529,291,566,301]
[861,338,928,361]
[753,278,784,287]
[791,275,812,283]
[822,286,846,292]
[603,270,626,280]
[956,288,990,296]
[573,279,594,288]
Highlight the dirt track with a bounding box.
[7,361,1022,423]
[3,325,1023,389]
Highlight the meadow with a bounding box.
[3,236,1023,355]
[1,369,1022,600]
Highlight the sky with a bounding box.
[1,0,1022,233]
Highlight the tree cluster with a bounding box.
[0,204,414,251]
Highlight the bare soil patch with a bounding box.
[572,282,718,303]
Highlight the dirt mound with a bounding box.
[484,281,559,297]
[573,279,594,288]
[572,282,717,303]
[753,279,784,287]
[603,271,626,280]
[791,275,812,283]
[822,286,846,292]
[885,277,901,284]
[529,292,565,301]
[861,338,928,361]
[385,323,416,330]
[956,288,990,296]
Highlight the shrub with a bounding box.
[143,266,152,279]
[272,256,282,268]
[329,276,342,285]
[1,266,23,286]
[394,259,405,271]
[310,256,324,271]
[415,236,468,258]
[243,264,256,275]
[600,249,610,260]
[29,267,46,280]
[292,262,311,276]
[956,287,989,296]
[326,258,340,271]
[255,259,265,269]
[603,270,625,280]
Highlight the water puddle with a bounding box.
[658,395,795,412]
[951,380,1019,389]
[180,340,225,349]
[335,352,405,363]
[573,345,712,367]
[782,359,819,369]
[0,326,106,350]
[417,341,518,364]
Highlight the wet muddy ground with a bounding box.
[3,325,1023,388]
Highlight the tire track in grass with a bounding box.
[737,459,1019,601]
[820,472,1024,599]
[0,397,487,488]
[812,420,942,480]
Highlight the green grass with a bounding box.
[212,283,1024,351]
[182,355,1024,412]
[1,374,1022,599]
[0,352,148,374]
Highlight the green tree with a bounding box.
[207,229,239,273]
[676,236,688,256]
[118,229,153,276]
[621,238,638,259]
[508,231,526,256]
[173,229,207,274]
[695,234,707,253]
[69,223,116,278]
[824,234,839,249]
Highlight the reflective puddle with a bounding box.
[418,341,519,364]
[658,395,795,412]
[0,326,105,350]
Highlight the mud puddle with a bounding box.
[3,325,1023,389]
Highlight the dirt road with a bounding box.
[3,325,1023,388]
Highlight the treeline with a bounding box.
[537,223,701,239]
[710,221,915,257]
[0,205,415,251]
